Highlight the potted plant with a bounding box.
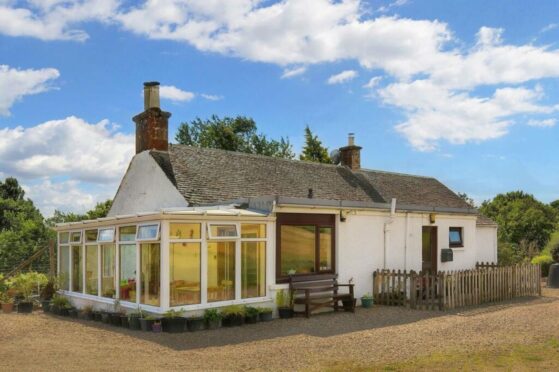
[244,306,259,324]
[204,308,222,330]
[40,276,59,313]
[221,305,245,327]
[68,307,79,318]
[93,309,103,321]
[9,272,48,314]
[276,289,293,319]
[109,300,124,326]
[50,295,71,315]
[0,292,14,314]
[162,309,187,333]
[258,307,273,322]
[128,308,143,330]
[139,314,158,332]
[187,315,205,332]
[79,305,95,320]
[361,293,373,308]
[152,319,162,333]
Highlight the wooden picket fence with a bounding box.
[372,263,541,311]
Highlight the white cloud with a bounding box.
[541,23,558,33]
[281,66,307,79]
[527,118,556,127]
[159,85,195,102]
[0,0,118,41]
[0,116,134,182]
[327,70,358,85]
[377,0,409,14]
[200,93,223,101]
[363,76,382,89]
[0,64,60,116]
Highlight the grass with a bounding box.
[325,338,559,371]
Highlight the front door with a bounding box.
[422,226,438,272]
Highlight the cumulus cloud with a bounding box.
[0,64,60,116]
[327,70,358,85]
[527,118,556,127]
[281,66,307,79]
[200,93,223,101]
[363,76,383,89]
[159,85,195,102]
[2,1,559,150]
[0,116,134,182]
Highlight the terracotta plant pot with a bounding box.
[1,303,14,314]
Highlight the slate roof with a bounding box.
[149,145,476,214]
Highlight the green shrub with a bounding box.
[164,309,183,318]
[204,308,222,322]
[8,272,48,301]
[245,306,259,317]
[220,305,245,317]
[257,307,272,314]
[532,255,554,277]
[275,289,293,308]
[51,295,71,309]
[551,243,559,263]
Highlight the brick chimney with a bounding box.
[339,133,362,170]
[133,82,171,154]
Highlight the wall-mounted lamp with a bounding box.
[340,210,348,222]
[429,213,436,224]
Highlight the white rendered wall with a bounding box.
[108,151,188,217]
[475,226,498,264]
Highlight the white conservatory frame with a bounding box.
[54,208,275,314]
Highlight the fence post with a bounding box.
[410,271,417,309]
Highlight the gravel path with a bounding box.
[1,287,558,371]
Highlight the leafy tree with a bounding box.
[479,191,556,251]
[457,192,475,207]
[46,199,112,226]
[175,115,295,159]
[0,178,52,273]
[299,126,331,164]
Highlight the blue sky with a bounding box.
[0,0,558,215]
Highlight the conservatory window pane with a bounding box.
[119,226,136,242]
[101,244,116,298]
[98,228,115,242]
[85,230,98,243]
[71,232,82,243]
[71,246,83,292]
[170,243,201,306]
[319,227,332,271]
[280,225,316,276]
[169,223,201,240]
[59,246,70,290]
[209,224,238,238]
[241,242,266,299]
[137,224,159,241]
[140,243,160,306]
[241,224,266,239]
[60,232,70,244]
[119,244,136,302]
[207,241,235,302]
[85,245,98,295]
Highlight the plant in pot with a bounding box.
[9,272,48,314]
[109,300,124,326]
[79,305,95,321]
[0,292,14,314]
[258,307,273,322]
[221,305,245,327]
[50,295,71,315]
[361,293,373,308]
[244,306,259,324]
[40,275,59,313]
[139,314,158,332]
[187,315,205,332]
[204,308,222,330]
[276,289,293,319]
[128,307,143,330]
[162,309,187,333]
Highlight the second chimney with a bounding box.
[133,81,171,154]
[339,133,362,170]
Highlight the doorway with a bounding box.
[422,226,438,272]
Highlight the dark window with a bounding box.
[449,227,464,248]
[276,213,335,282]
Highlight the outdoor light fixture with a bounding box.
[340,210,347,222]
[429,213,436,224]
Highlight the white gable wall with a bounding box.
[476,225,498,264]
[108,151,188,216]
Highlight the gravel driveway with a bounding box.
[1,286,558,371]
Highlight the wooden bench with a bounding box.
[289,274,355,318]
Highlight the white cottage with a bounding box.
[55,82,498,314]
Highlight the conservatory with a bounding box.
[54,206,274,314]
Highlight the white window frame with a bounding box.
[207,223,239,240]
[97,227,116,243]
[136,222,161,242]
[70,230,82,244]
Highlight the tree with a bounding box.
[299,126,331,164]
[479,191,556,251]
[175,115,295,159]
[46,199,113,226]
[0,177,25,201]
[457,192,475,208]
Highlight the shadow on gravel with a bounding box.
[47,294,558,351]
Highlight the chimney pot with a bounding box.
[348,133,355,146]
[143,81,160,110]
